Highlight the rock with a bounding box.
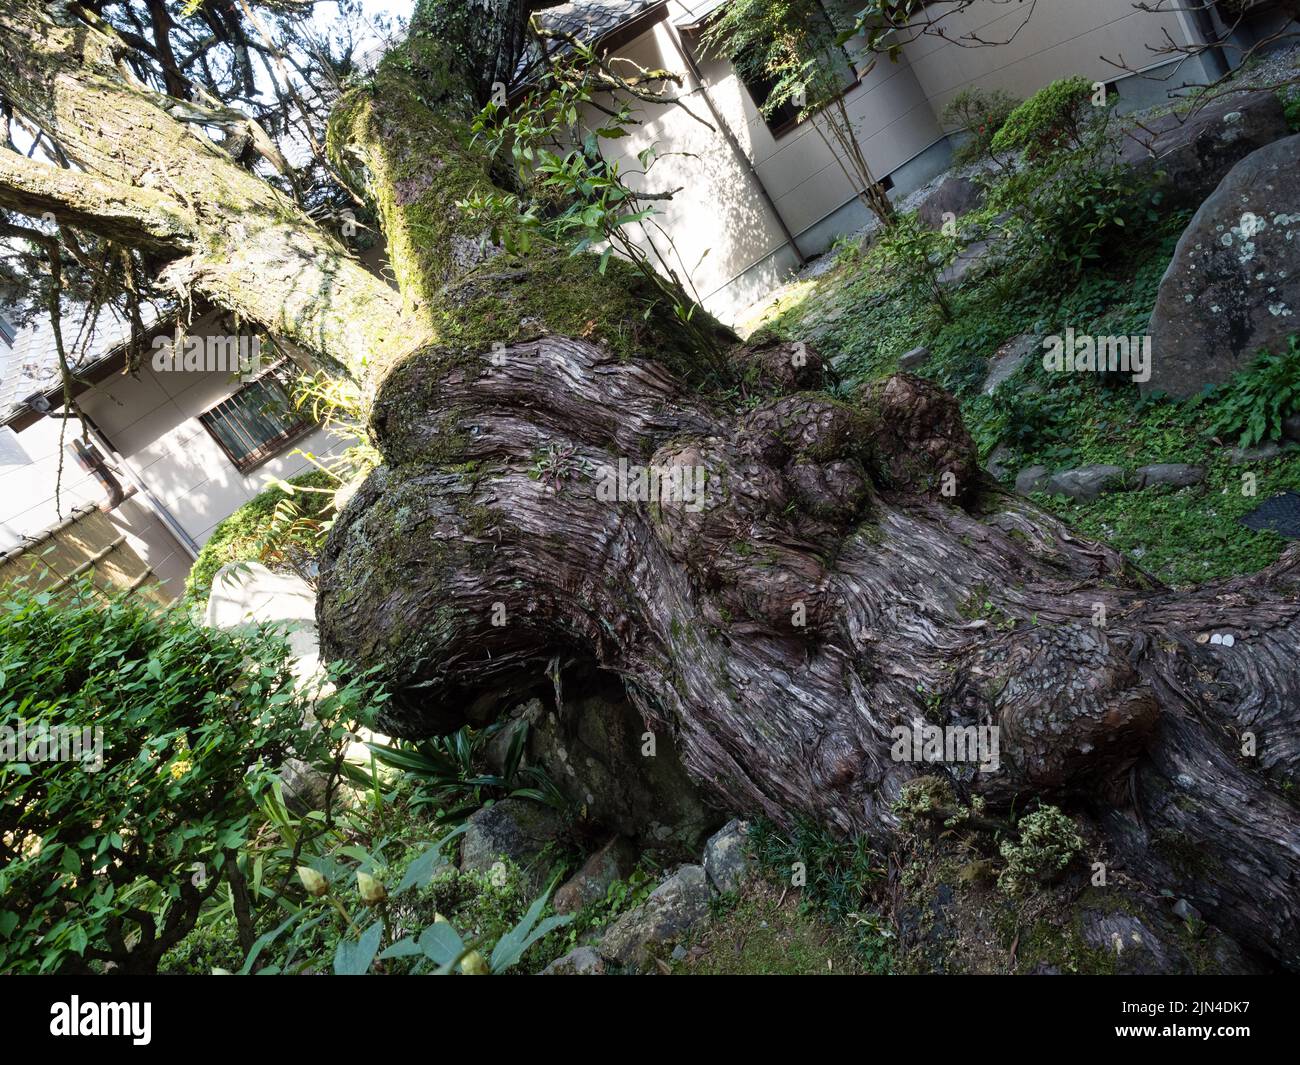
[1078,908,1189,975]
[986,444,1014,481]
[1134,463,1205,489]
[1284,413,1300,443]
[484,718,527,780]
[203,560,387,803]
[540,946,606,975]
[1077,899,1265,975]
[553,836,638,914]
[204,562,320,679]
[982,334,1037,395]
[702,818,750,893]
[1119,94,1289,211]
[278,757,330,814]
[938,238,991,286]
[488,678,720,854]
[917,175,984,230]
[1229,441,1285,464]
[1240,490,1300,539]
[1045,465,1128,501]
[898,344,930,371]
[597,864,710,971]
[459,798,565,888]
[1015,465,1050,495]
[1145,134,1300,398]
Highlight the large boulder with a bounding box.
[540,946,606,975]
[597,864,710,971]
[898,344,930,372]
[1146,134,1300,398]
[552,836,638,914]
[1014,465,1050,496]
[982,334,1037,395]
[203,561,381,812]
[918,175,984,230]
[487,681,720,854]
[1134,463,1205,489]
[702,818,750,894]
[938,238,992,286]
[1119,94,1289,211]
[1046,466,1127,501]
[459,798,565,889]
[204,561,320,678]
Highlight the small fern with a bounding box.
[1200,336,1300,448]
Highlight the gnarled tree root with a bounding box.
[320,331,1300,972]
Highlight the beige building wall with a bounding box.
[900,0,1201,119]
[65,323,339,595]
[591,0,1213,320]
[585,16,788,321]
[78,361,336,541]
[596,6,945,319]
[0,419,190,593]
[5,354,338,599]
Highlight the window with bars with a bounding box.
[197,364,314,473]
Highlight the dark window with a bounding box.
[737,58,802,136]
[732,34,860,139]
[198,364,313,473]
[0,314,15,347]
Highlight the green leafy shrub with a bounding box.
[1199,335,1300,447]
[1282,87,1300,133]
[874,211,957,320]
[242,837,573,975]
[997,806,1085,896]
[991,76,1096,158]
[942,87,1021,164]
[0,587,350,973]
[185,469,336,603]
[989,141,1161,280]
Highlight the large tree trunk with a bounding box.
[314,5,1300,971]
[4,1,1297,971]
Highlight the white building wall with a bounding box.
[594,7,944,319]
[2,351,339,598]
[595,0,1212,320]
[0,418,196,594]
[900,0,1202,119]
[76,356,338,550]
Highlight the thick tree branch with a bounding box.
[0,0,423,379]
[0,148,194,249]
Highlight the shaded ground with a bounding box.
[671,878,865,975]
